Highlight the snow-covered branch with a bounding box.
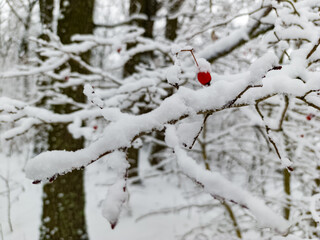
[164,124,290,233]
[25,61,320,181]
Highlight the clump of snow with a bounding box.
[84,84,104,109]
[102,179,128,229]
[102,151,129,228]
[107,151,130,176]
[177,119,203,148]
[166,65,181,86]
[67,117,93,139]
[101,108,127,122]
[197,58,211,73]
[281,157,293,169]
[278,41,289,51]
[132,138,142,149]
[249,52,278,84]
[165,125,179,148]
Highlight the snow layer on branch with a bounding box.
[164,124,180,148]
[0,97,27,111]
[249,52,278,84]
[281,157,293,169]
[102,151,129,228]
[84,84,104,109]
[166,65,181,86]
[2,118,42,140]
[25,64,320,181]
[107,151,129,176]
[67,117,94,139]
[198,27,249,60]
[102,179,128,228]
[117,78,156,94]
[166,131,290,232]
[198,5,272,62]
[0,55,69,78]
[176,118,203,148]
[164,125,290,232]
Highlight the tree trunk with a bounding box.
[39,0,54,29]
[124,0,158,180]
[165,0,183,41]
[149,0,183,167]
[123,0,157,77]
[39,0,94,239]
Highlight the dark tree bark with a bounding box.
[149,0,183,167]
[124,0,158,181]
[165,0,183,41]
[124,0,158,77]
[39,0,54,29]
[58,0,95,44]
[39,0,94,239]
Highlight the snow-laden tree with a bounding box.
[1,0,320,239]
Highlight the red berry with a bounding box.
[117,48,121,53]
[93,125,98,130]
[306,113,315,121]
[64,76,69,81]
[197,72,211,85]
[300,134,304,138]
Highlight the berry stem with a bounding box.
[190,50,199,67]
[180,49,199,67]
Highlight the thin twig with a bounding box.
[279,0,300,16]
[180,49,199,67]
[136,203,217,222]
[224,84,262,109]
[306,38,320,60]
[186,5,270,41]
[189,114,209,149]
[278,95,289,131]
[5,0,26,27]
[296,97,320,111]
[255,101,282,160]
[274,32,291,60]
[223,202,242,239]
